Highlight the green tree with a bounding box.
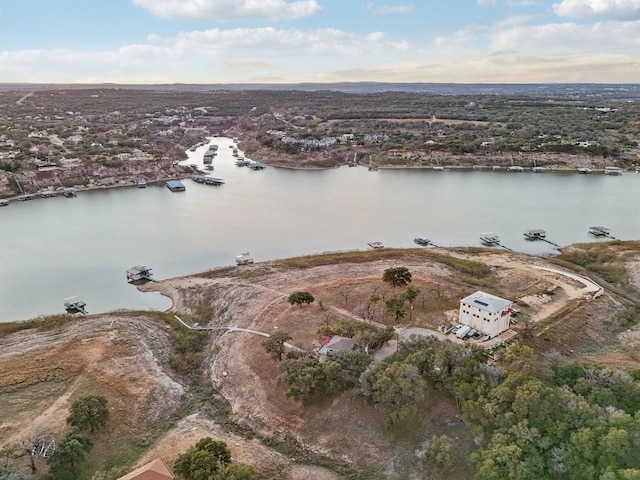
[385,296,406,324]
[287,291,315,306]
[262,331,292,361]
[426,434,455,470]
[43,432,92,480]
[173,438,232,480]
[66,395,109,433]
[382,266,412,287]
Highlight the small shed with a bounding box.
[318,336,356,356]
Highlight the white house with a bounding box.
[459,291,513,339]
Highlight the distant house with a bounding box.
[459,291,513,339]
[318,336,356,357]
[116,458,174,480]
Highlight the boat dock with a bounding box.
[236,252,254,265]
[191,175,224,186]
[64,296,88,315]
[413,237,439,247]
[480,233,512,251]
[166,180,186,192]
[126,265,155,283]
[523,229,560,247]
[589,226,615,239]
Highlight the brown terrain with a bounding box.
[1,245,639,479]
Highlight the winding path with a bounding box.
[173,315,301,350]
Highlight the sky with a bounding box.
[0,0,639,84]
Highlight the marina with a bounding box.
[1,136,639,322]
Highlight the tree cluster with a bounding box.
[278,350,371,404]
[173,438,257,480]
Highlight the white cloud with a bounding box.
[132,0,320,21]
[488,19,640,53]
[365,3,414,14]
[552,0,640,19]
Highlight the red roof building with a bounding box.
[116,458,174,480]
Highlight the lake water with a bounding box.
[1,137,639,322]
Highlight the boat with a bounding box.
[508,166,524,172]
[432,166,445,171]
[18,194,36,201]
[40,191,57,198]
[532,166,545,173]
[205,165,214,171]
[492,166,503,171]
[577,167,592,174]
[480,232,500,246]
[137,180,147,188]
[0,200,9,207]
[247,161,265,170]
[588,226,611,237]
[235,159,250,167]
[414,237,431,246]
[604,166,622,176]
[367,242,384,249]
[524,229,546,240]
[62,187,77,198]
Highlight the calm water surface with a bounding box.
[1,137,639,322]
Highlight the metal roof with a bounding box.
[461,291,512,314]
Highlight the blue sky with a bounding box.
[0,0,639,83]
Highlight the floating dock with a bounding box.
[604,167,622,176]
[480,233,500,246]
[524,229,560,247]
[64,296,87,315]
[166,180,186,192]
[126,265,154,283]
[191,175,224,186]
[480,233,512,251]
[589,226,615,238]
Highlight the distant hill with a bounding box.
[1,81,639,100]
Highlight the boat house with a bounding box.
[64,296,88,315]
[236,252,254,265]
[126,265,153,283]
[459,291,513,339]
[166,180,186,192]
[524,229,546,240]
